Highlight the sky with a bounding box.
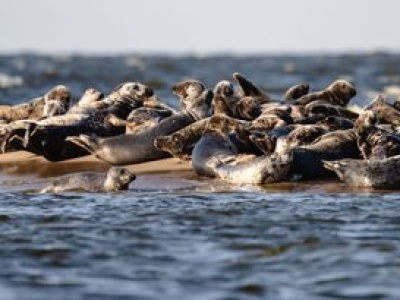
[0,0,399,54]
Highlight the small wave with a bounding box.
[0,73,23,89]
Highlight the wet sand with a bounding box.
[0,151,391,194]
[0,151,192,177]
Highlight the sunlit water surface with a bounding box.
[1,53,400,299]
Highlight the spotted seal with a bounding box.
[9,82,154,161]
[290,129,360,179]
[355,122,400,160]
[191,115,292,184]
[212,80,261,120]
[0,85,70,123]
[323,155,400,189]
[68,89,213,165]
[108,108,173,135]
[304,101,359,120]
[154,117,210,160]
[249,124,327,156]
[294,79,356,107]
[212,80,238,115]
[41,167,136,193]
[172,79,206,110]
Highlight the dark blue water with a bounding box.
[1,53,400,299]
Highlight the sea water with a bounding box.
[1,53,400,299]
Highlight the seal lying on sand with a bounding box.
[68,90,213,165]
[41,167,136,193]
[0,85,70,122]
[154,117,210,160]
[323,155,400,189]
[191,115,292,184]
[107,108,173,134]
[10,83,155,161]
[290,129,360,179]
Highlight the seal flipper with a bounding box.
[283,83,310,101]
[322,160,349,181]
[233,72,271,102]
[66,134,100,154]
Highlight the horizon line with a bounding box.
[0,47,399,57]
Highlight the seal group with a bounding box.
[3,72,400,190]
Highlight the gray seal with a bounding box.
[290,129,360,179]
[323,155,400,189]
[212,80,262,120]
[172,79,206,110]
[294,79,356,107]
[154,117,210,160]
[0,85,70,123]
[191,115,292,184]
[68,90,213,165]
[108,108,173,135]
[41,167,136,193]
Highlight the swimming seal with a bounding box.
[41,167,136,193]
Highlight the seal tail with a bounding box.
[66,134,100,154]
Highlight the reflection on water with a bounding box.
[1,53,400,299]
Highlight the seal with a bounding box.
[294,79,356,107]
[212,80,238,115]
[8,82,154,161]
[41,167,136,193]
[355,122,400,160]
[283,83,310,101]
[0,85,70,123]
[323,155,400,189]
[107,107,173,135]
[372,106,400,126]
[191,115,292,184]
[316,116,354,131]
[290,129,360,179]
[304,101,359,120]
[67,90,213,165]
[67,88,106,114]
[249,124,327,155]
[172,79,206,110]
[247,125,296,155]
[250,106,294,131]
[154,117,210,159]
